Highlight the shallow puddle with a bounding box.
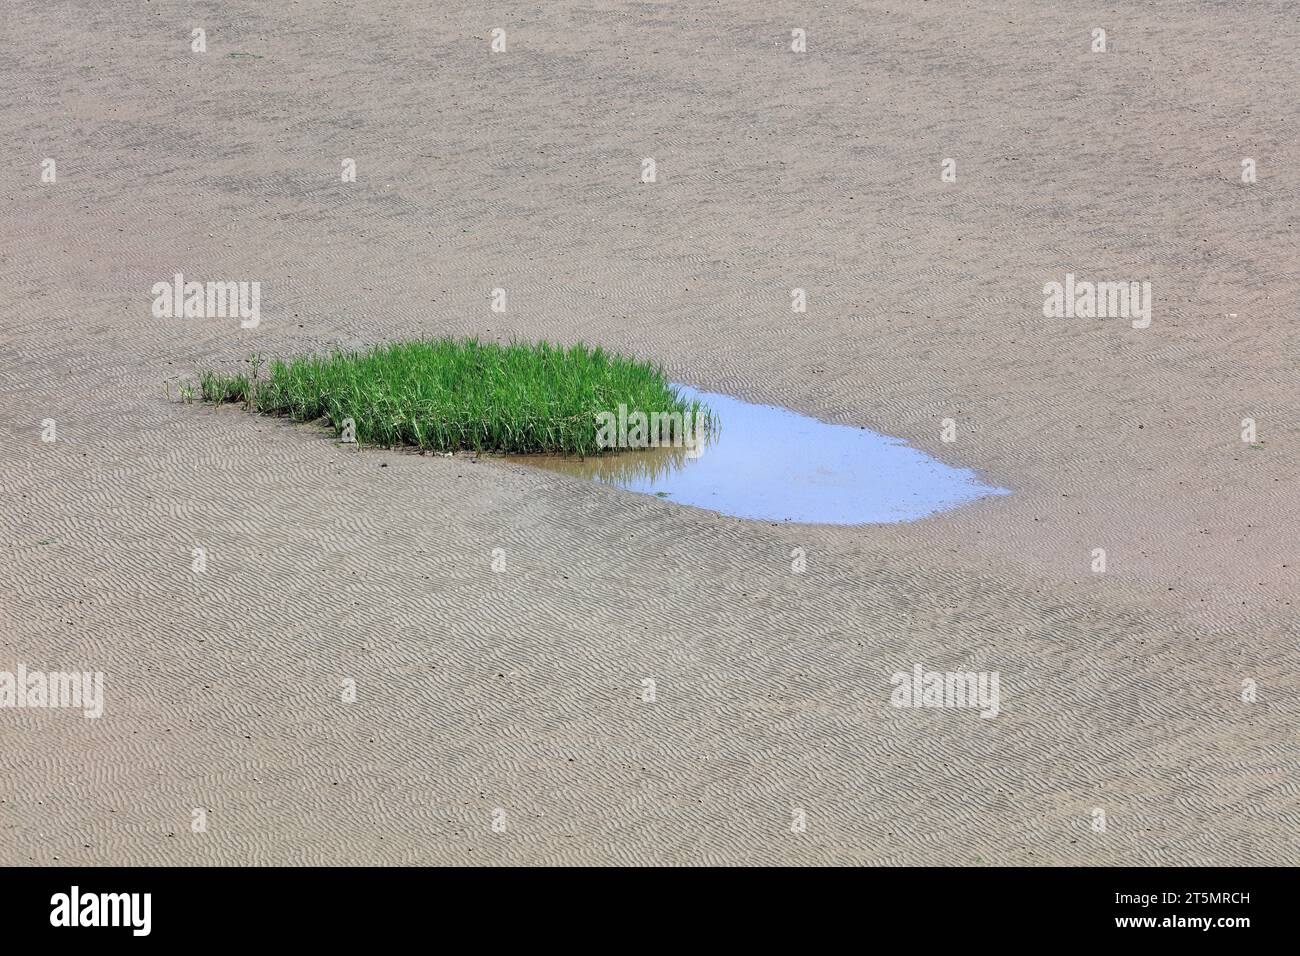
[510,385,1009,524]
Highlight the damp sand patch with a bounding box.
[510,386,1009,524]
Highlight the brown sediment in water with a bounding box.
[505,441,700,485]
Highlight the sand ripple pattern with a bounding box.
[1,0,1298,865]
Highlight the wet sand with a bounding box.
[2,0,1298,865]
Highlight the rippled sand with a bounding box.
[2,0,1297,865]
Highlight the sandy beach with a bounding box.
[2,0,1298,865]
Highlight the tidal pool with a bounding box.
[510,386,1009,524]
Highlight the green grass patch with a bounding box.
[198,338,712,456]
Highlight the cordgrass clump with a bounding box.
[198,338,711,457]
